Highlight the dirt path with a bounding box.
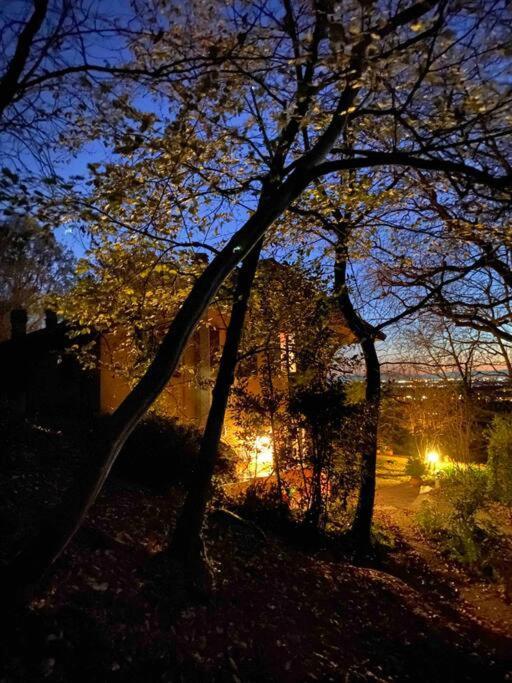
[375,480,422,510]
[373,475,512,645]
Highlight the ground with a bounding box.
[1,431,512,682]
[374,454,512,638]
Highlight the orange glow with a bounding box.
[251,435,274,477]
[425,449,441,467]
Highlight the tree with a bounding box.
[4,0,512,601]
[363,170,512,380]
[227,256,357,531]
[0,216,73,338]
[280,168,407,546]
[58,237,212,381]
[0,0,228,169]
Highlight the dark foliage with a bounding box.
[235,482,292,532]
[405,455,427,480]
[289,379,359,529]
[114,414,236,492]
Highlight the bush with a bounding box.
[416,501,447,539]
[114,413,235,491]
[371,521,398,551]
[0,415,93,470]
[289,378,358,530]
[234,482,291,531]
[405,454,427,480]
[450,517,500,568]
[416,501,499,570]
[417,466,498,571]
[487,414,512,505]
[438,465,489,521]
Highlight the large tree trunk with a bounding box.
[167,241,262,599]
[333,238,381,550]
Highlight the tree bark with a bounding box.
[167,240,263,598]
[305,438,323,530]
[350,335,380,548]
[333,237,381,550]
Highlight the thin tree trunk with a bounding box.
[351,335,380,547]
[333,237,381,550]
[297,428,309,498]
[305,435,323,530]
[269,405,283,500]
[264,350,283,500]
[0,0,49,116]
[167,241,262,598]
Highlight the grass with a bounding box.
[376,453,409,486]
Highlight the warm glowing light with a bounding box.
[425,449,440,466]
[251,435,274,477]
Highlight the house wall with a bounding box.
[99,315,221,428]
[98,305,355,441]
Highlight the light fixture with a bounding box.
[425,449,440,467]
[252,435,273,477]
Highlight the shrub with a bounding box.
[289,378,358,530]
[417,467,498,571]
[114,413,236,491]
[0,415,92,470]
[405,454,427,480]
[438,465,489,521]
[416,501,447,539]
[487,414,512,505]
[449,518,501,568]
[234,482,292,531]
[371,521,398,550]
